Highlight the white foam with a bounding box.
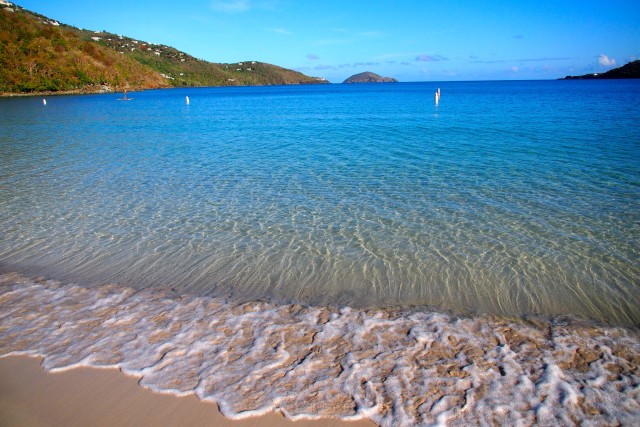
[1,273,639,426]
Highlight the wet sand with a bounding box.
[0,355,375,427]
[2,274,639,425]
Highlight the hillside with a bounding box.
[560,60,640,80]
[343,71,398,84]
[88,31,328,88]
[0,2,328,95]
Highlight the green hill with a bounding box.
[560,60,640,80]
[0,2,328,95]
[343,71,398,83]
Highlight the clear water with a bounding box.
[1,81,639,325]
[2,82,640,426]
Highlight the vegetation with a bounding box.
[0,3,327,95]
[560,60,640,80]
[343,71,398,83]
[0,6,167,93]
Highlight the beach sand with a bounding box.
[0,355,375,427]
[1,274,639,425]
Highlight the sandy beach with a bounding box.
[1,2,639,423]
[1,273,640,425]
[0,355,375,427]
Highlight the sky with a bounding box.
[16,0,640,82]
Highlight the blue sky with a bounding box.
[16,0,640,82]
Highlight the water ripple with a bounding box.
[0,81,639,325]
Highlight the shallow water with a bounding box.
[1,81,639,324]
[1,81,640,424]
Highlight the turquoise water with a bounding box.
[1,81,639,324]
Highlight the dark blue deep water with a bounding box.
[1,80,639,324]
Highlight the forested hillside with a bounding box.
[0,3,327,94]
[0,5,168,93]
[560,60,640,80]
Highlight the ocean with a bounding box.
[1,80,639,425]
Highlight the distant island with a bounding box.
[343,72,398,84]
[560,60,640,80]
[0,2,328,95]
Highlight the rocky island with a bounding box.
[343,71,398,84]
[560,60,640,80]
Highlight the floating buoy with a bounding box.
[42,99,47,106]
[435,91,440,106]
[186,96,190,105]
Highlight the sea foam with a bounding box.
[1,272,638,426]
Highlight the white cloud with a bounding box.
[314,38,353,46]
[416,54,448,62]
[211,0,251,13]
[358,31,383,37]
[211,0,279,13]
[272,28,292,36]
[374,52,415,60]
[598,54,616,67]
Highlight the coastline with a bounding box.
[1,272,639,425]
[0,87,155,98]
[0,81,329,98]
[0,355,374,427]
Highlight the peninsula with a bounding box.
[560,60,640,80]
[343,72,398,84]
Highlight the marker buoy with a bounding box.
[186,96,190,105]
[42,99,47,106]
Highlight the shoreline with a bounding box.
[0,355,375,427]
[1,272,639,425]
[0,81,331,98]
[0,87,157,98]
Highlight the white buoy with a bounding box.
[435,92,439,106]
[186,96,190,105]
[42,99,47,106]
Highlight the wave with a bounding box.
[0,272,638,426]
